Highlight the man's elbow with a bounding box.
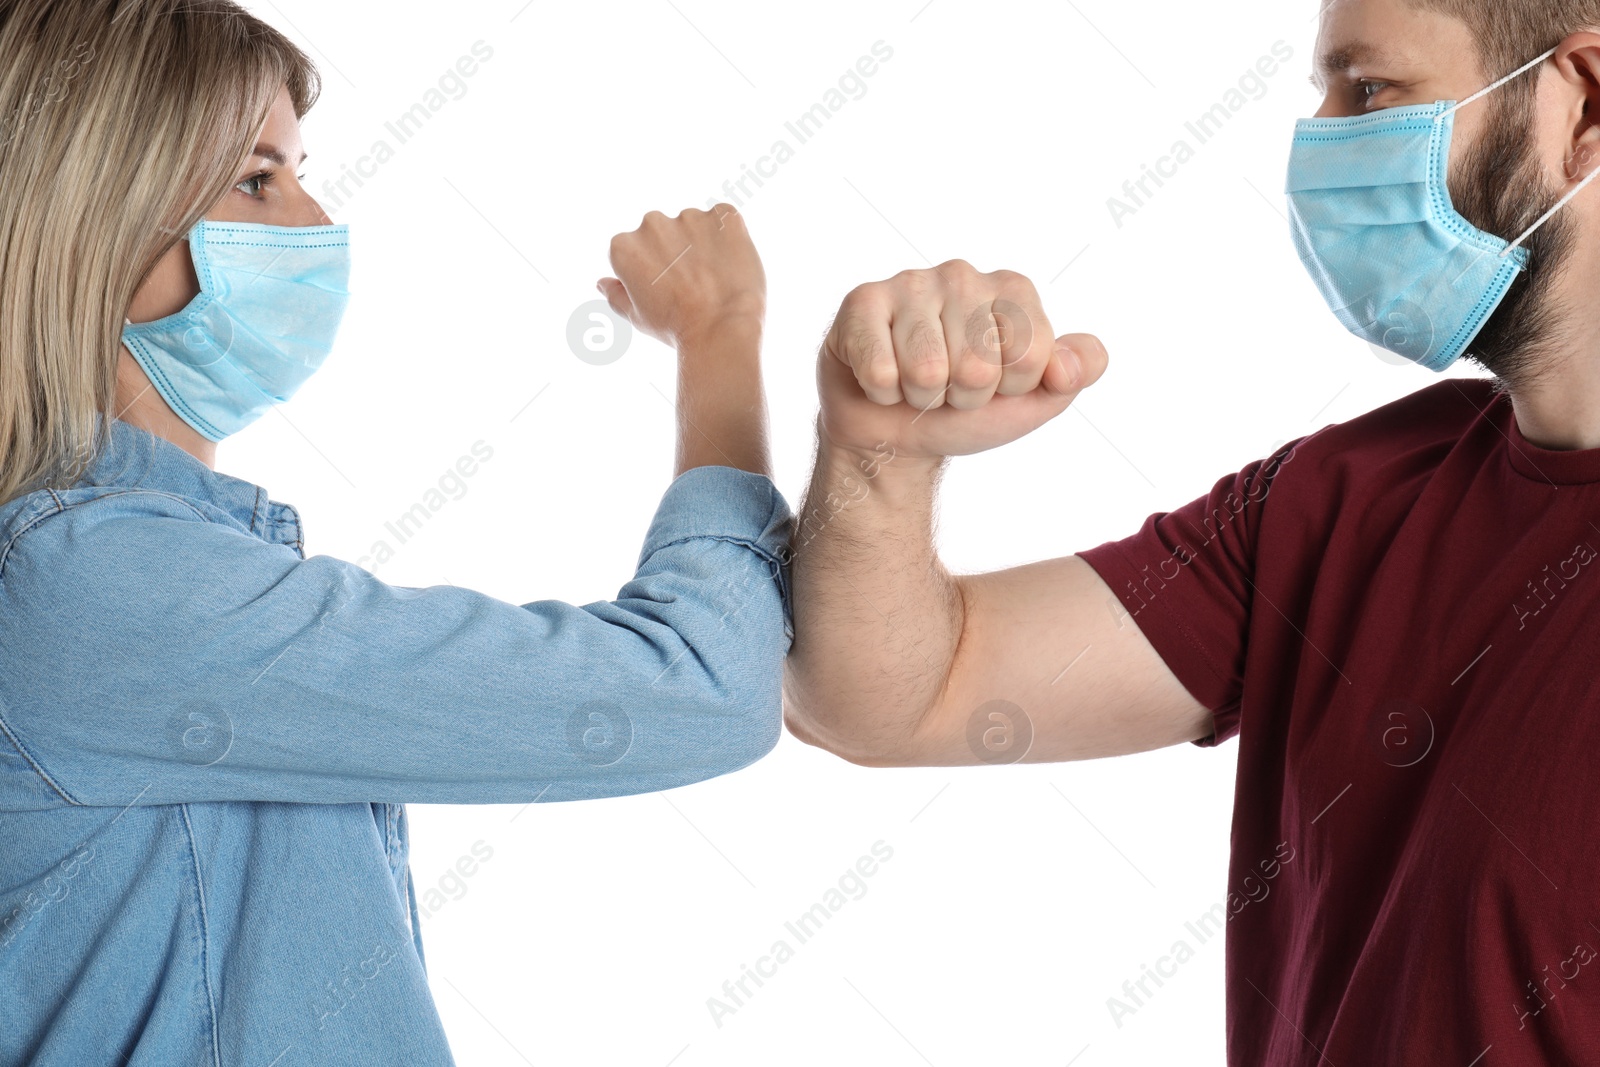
[780,678,926,769]
[784,714,905,768]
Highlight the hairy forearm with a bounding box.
[674,320,772,480]
[782,429,963,764]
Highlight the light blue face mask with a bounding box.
[1286,47,1600,371]
[122,217,352,441]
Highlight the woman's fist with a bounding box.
[600,204,766,350]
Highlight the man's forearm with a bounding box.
[674,320,771,480]
[783,431,963,763]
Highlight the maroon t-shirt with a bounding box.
[1078,378,1600,1065]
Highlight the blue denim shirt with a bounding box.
[0,417,794,1065]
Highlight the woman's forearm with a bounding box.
[674,318,772,480]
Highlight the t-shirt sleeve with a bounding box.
[1076,439,1303,748]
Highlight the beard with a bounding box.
[1446,85,1580,396]
[1447,85,1580,395]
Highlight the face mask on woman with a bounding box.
[122,217,351,440]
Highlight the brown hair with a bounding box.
[1406,0,1600,81]
[0,0,319,506]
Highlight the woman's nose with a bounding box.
[289,181,335,227]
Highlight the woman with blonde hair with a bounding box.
[0,1,792,1062]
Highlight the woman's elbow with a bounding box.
[719,681,783,772]
[661,672,781,783]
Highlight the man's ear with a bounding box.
[1554,32,1600,182]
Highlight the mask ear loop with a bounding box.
[1427,45,1595,259]
[1503,151,1600,255]
[1492,44,1600,256]
[1441,46,1560,119]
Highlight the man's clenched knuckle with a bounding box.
[936,258,984,283]
[903,319,947,364]
[858,358,900,394]
[950,352,1001,391]
[843,320,886,364]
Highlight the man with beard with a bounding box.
[783,0,1600,1062]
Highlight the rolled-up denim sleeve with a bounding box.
[0,465,793,807]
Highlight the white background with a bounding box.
[218,1,1491,1063]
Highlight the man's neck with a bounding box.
[1511,381,1600,452]
[1504,259,1600,451]
[113,348,217,469]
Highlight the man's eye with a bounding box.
[1357,80,1389,102]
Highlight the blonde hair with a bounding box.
[0,0,319,506]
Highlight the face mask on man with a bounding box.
[1286,46,1600,371]
[122,217,352,441]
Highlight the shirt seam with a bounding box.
[0,490,227,805]
[1469,387,1600,486]
[0,488,212,580]
[645,532,794,633]
[0,710,80,805]
[180,804,224,1067]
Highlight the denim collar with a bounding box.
[72,416,305,551]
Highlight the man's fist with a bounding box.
[818,260,1107,461]
[599,205,765,349]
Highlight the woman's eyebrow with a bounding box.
[252,142,308,167]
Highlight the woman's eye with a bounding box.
[234,168,307,200]
[235,171,275,198]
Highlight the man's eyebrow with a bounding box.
[1311,41,1403,91]
[251,142,308,167]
